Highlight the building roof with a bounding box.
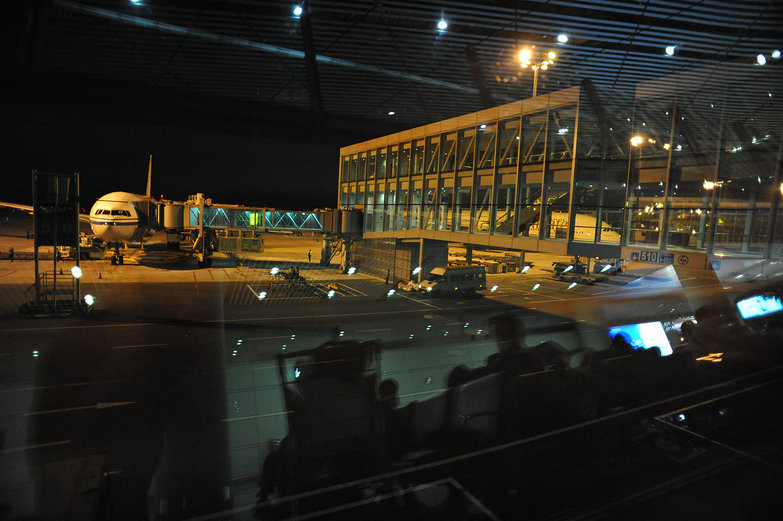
[5,0,781,131]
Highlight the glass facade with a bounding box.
[338,84,783,259]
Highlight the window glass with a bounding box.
[394,189,407,230]
[473,187,490,233]
[423,181,436,230]
[440,132,456,172]
[498,118,520,167]
[476,123,496,170]
[438,186,453,231]
[367,150,377,180]
[373,189,384,231]
[412,139,425,176]
[520,113,546,165]
[408,188,421,229]
[494,185,515,235]
[357,152,366,181]
[425,135,440,174]
[341,155,350,183]
[388,146,398,179]
[455,186,471,231]
[399,142,411,178]
[457,128,475,171]
[376,148,386,179]
[349,154,358,182]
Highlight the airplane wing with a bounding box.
[0,201,92,224]
[0,201,34,212]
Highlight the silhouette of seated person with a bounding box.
[690,305,754,355]
[448,312,546,386]
[690,304,774,369]
[583,331,643,371]
[608,331,635,356]
[379,378,414,458]
[259,341,384,502]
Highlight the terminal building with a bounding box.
[338,71,783,281]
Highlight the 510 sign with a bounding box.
[630,250,675,264]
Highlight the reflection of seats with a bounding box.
[592,349,699,412]
[514,368,594,435]
[449,371,505,444]
[405,391,450,447]
[276,341,385,493]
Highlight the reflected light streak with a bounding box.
[55,0,480,95]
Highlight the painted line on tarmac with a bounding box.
[245,334,297,341]
[1,323,156,333]
[396,292,441,309]
[112,343,168,349]
[211,304,494,324]
[1,439,71,454]
[0,382,88,394]
[221,410,290,423]
[25,401,136,416]
[193,271,200,296]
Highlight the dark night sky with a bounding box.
[1,68,396,212]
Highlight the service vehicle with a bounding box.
[418,264,487,295]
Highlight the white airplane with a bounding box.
[88,156,159,246]
[0,156,186,265]
[528,211,622,242]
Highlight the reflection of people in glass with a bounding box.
[608,332,634,355]
[448,312,545,386]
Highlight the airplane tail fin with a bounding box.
[145,155,152,198]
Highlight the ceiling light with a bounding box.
[772,49,781,59]
[665,45,676,56]
[387,111,395,116]
[757,54,766,65]
[437,19,448,31]
[293,5,303,17]
[557,34,568,44]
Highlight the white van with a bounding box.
[418,264,487,295]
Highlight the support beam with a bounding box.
[466,45,494,109]
[299,1,323,113]
[54,0,479,96]
[581,78,624,157]
[677,115,703,156]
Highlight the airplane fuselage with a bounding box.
[89,191,158,243]
[528,211,622,242]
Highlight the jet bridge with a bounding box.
[163,195,360,267]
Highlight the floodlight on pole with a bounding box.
[518,46,556,97]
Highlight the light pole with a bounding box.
[518,47,556,97]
